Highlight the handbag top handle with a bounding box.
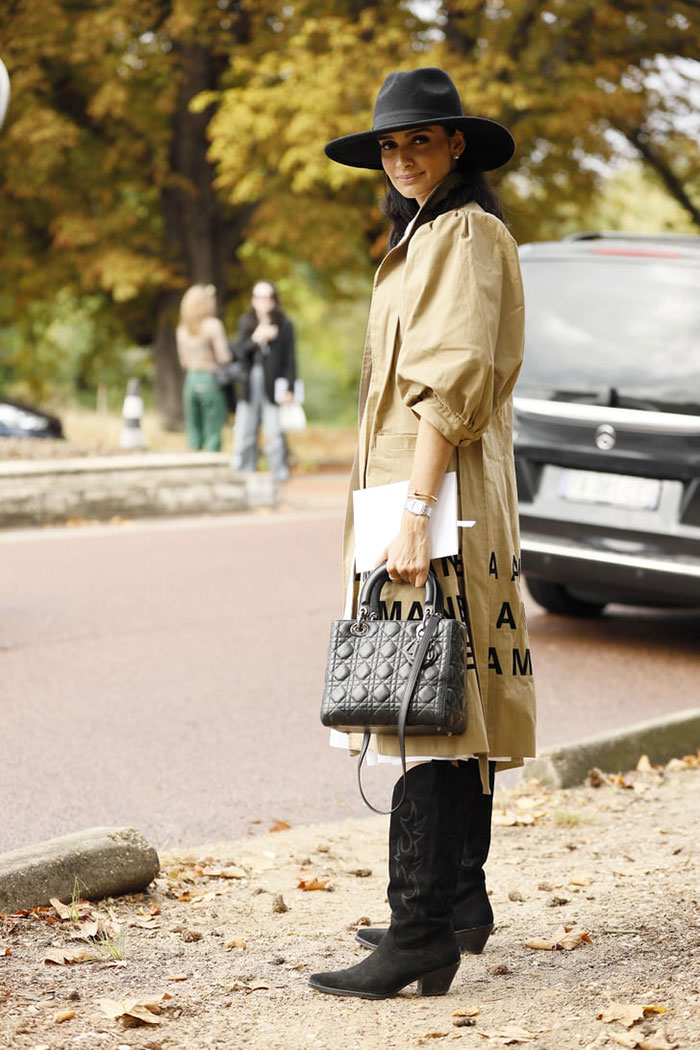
[358,564,443,622]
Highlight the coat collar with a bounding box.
[377,170,464,278]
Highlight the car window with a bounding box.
[517,257,700,414]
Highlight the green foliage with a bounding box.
[283,274,372,426]
[0,292,149,408]
[575,163,700,239]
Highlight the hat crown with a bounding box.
[372,68,464,131]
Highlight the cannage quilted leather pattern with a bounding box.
[321,616,467,735]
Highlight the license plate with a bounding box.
[559,470,662,510]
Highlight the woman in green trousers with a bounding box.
[176,284,232,451]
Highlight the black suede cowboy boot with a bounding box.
[355,759,495,955]
[308,761,470,1000]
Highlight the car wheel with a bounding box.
[524,577,606,617]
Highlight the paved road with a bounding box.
[2,483,699,853]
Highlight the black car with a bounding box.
[0,398,64,439]
[514,232,700,615]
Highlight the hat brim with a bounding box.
[324,116,514,172]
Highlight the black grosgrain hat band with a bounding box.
[324,67,514,173]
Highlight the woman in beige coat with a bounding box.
[310,68,536,1001]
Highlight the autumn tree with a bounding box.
[208,1,700,251]
[1,1,697,421]
[0,0,256,423]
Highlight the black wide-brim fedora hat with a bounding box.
[325,67,514,173]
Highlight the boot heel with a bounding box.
[417,961,460,997]
[457,923,494,955]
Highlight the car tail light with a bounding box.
[591,247,681,259]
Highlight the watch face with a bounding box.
[406,498,431,516]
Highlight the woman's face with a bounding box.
[251,282,276,319]
[378,125,465,206]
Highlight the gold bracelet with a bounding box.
[409,489,439,503]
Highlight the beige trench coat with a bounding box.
[340,177,536,776]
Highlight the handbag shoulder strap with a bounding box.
[356,611,442,815]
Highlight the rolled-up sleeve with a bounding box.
[397,208,521,446]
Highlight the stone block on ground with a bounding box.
[0,826,159,914]
[0,454,277,527]
[522,707,700,788]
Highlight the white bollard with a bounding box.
[119,378,146,450]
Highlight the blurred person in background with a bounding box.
[176,284,232,452]
[230,280,296,482]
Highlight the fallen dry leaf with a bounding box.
[608,773,635,789]
[611,1035,638,1049]
[640,1033,678,1050]
[636,755,656,773]
[53,1010,76,1024]
[43,946,93,965]
[99,993,170,1027]
[202,865,247,879]
[189,891,222,906]
[131,916,161,930]
[422,1032,448,1039]
[478,1025,538,1044]
[223,979,269,993]
[665,758,687,772]
[269,820,291,833]
[453,1006,480,1018]
[49,898,74,921]
[597,1002,667,1028]
[225,937,247,951]
[297,878,333,892]
[525,925,591,951]
[493,811,535,827]
[167,974,188,982]
[610,1033,677,1050]
[49,897,92,922]
[69,919,99,940]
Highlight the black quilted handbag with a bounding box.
[321,564,468,813]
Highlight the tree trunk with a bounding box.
[153,43,248,429]
[624,126,700,231]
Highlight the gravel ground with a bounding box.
[1,761,698,1050]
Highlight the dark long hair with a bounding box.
[241,280,285,336]
[381,125,506,248]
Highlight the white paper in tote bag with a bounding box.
[353,472,467,573]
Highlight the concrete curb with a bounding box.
[522,707,700,788]
[0,453,276,526]
[0,827,160,914]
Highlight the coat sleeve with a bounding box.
[283,319,297,391]
[231,316,256,364]
[397,208,524,446]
